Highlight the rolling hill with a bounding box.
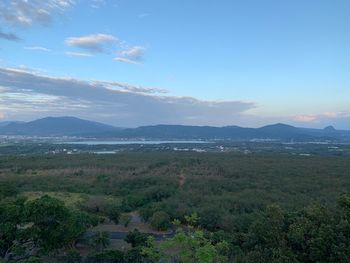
[0,117,119,136]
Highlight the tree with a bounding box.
[86,250,124,263]
[64,211,98,248]
[150,211,171,231]
[125,229,148,248]
[0,200,26,261]
[160,229,228,263]
[199,207,223,231]
[1,196,93,262]
[120,214,132,227]
[124,248,143,263]
[244,205,295,262]
[106,205,121,224]
[140,236,160,262]
[184,212,200,228]
[25,195,72,252]
[18,256,43,263]
[63,249,82,263]
[91,232,110,252]
[0,182,18,199]
[124,231,159,262]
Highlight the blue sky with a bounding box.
[0,0,349,128]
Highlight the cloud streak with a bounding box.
[115,46,145,64]
[65,34,118,53]
[65,51,93,57]
[94,80,168,94]
[0,67,255,127]
[0,28,21,41]
[65,33,146,64]
[25,46,51,52]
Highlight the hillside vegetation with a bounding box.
[1,153,350,262]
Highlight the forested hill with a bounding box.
[0,117,120,136]
[1,116,350,141]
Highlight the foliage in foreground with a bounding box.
[0,196,96,262]
[2,194,350,262]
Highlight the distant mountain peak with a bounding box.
[324,125,336,132]
[259,123,297,130]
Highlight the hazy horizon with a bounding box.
[1,0,349,129]
[0,115,346,131]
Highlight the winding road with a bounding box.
[108,231,175,241]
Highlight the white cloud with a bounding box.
[65,34,118,53]
[323,112,339,118]
[65,34,146,64]
[290,112,350,129]
[0,0,74,27]
[293,115,317,123]
[65,51,93,57]
[293,112,348,124]
[115,46,145,64]
[114,57,141,65]
[0,67,255,126]
[25,46,51,52]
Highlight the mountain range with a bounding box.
[0,116,350,142]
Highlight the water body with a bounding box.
[62,140,210,145]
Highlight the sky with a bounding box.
[0,0,349,128]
